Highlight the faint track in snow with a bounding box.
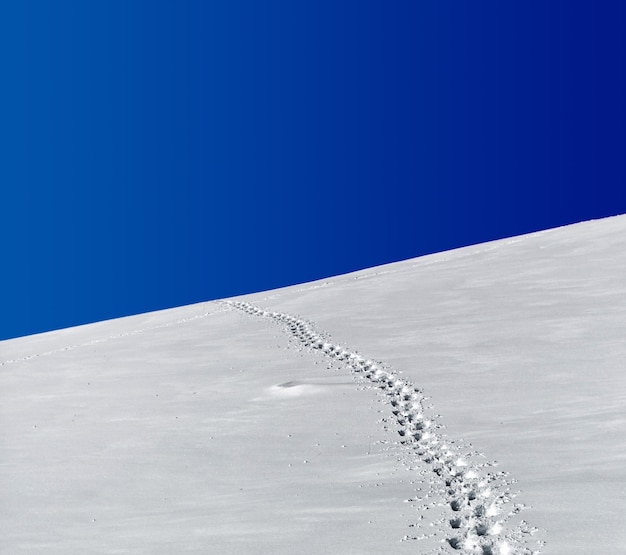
[227,300,544,555]
[0,306,226,367]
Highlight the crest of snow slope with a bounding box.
[2,215,626,554]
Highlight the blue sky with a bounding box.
[1,1,625,340]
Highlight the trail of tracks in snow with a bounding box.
[227,300,544,555]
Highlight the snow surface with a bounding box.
[2,215,626,553]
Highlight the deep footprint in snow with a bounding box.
[226,300,543,554]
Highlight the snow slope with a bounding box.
[2,215,625,553]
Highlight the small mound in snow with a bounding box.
[269,379,353,398]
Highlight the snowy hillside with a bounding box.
[2,215,625,554]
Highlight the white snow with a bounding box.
[2,215,626,553]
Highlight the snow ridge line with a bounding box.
[263,229,553,300]
[227,300,542,555]
[0,307,224,367]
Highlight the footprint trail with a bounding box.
[227,300,544,555]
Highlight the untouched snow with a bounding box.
[2,215,626,553]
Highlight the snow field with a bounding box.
[4,215,626,554]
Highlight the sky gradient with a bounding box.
[2,1,625,340]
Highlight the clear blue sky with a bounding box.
[1,1,625,339]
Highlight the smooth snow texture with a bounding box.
[2,215,626,554]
